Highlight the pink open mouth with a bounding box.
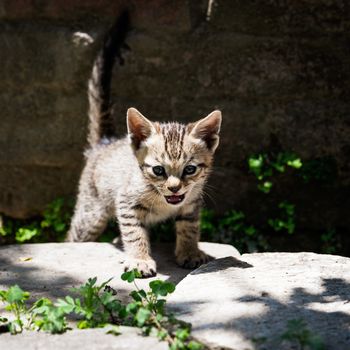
[165,194,185,205]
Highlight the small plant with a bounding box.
[32,298,70,333]
[281,319,325,350]
[300,157,337,184]
[0,285,31,334]
[268,201,296,234]
[320,229,340,254]
[0,197,73,243]
[201,209,268,253]
[56,277,122,330]
[120,270,202,350]
[16,226,41,243]
[248,152,302,193]
[0,272,203,350]
[41,198,72,237]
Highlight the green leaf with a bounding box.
[164,282,175,294]
[7,285,29,303]
[88,277,97,286]
[272,162,285,173]
[118,306,127,319]
[15,227,40,242]
[244,226,256,236]
[130,290,142,302]
[138,289,147,298]
[100,291,118,306]
[157,329,168,340]
[0,290,7,301]
[77,320,89,329]
[126,302,139,315]
[257,181,272,193]
[121,269,141,283]
[55,297,76,313]
[54,222,66,232]
[287,158,302,169]
[149,280,175,297]
[8,319,23,334]
[155,299,166,313]
[32,298,53,314]
[106,324,120,335]
[175,327,189,341]
[135,308,151,327]
[248,155,263,171]
[188,341,203,350]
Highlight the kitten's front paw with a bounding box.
[176,249,213,269]
[123,257,157,278]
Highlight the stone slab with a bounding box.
[0,242,239,304]
[0,242,238,349]
[167,252,350,350]
[0,327,167,350]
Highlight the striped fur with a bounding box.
[87,10,130,146]
[66,11,222,277]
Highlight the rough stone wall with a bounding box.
[1,1,350,231]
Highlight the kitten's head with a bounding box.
[127,108,222,206]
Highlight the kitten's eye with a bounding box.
[152,166,166,176]
[183,165,197,176]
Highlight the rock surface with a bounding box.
[167,252,350,350]
[0,241,239,303]
[1,327,168,350]
[1,243,349,349]
[0,242,238,349]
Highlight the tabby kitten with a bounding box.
[66,11,222,277]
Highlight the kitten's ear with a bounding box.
[127,108,156,149]
[189,110,222,152]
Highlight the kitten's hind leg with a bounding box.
[66,198,109,242]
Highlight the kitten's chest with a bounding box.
[143,204,179,225]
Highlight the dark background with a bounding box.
[1,1,349,243]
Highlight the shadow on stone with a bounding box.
[0,241,239,307]
[227,277,350,349]
[167,253,350,350]
[191,256,253,275]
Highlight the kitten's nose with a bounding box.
[168,185,181,193]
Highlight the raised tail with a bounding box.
[87,10,130,146]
